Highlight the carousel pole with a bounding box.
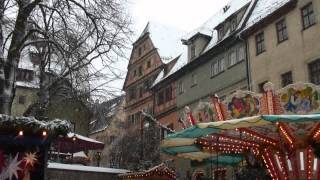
[210,135,213,179]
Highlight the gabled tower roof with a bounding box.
[135,21,186,63]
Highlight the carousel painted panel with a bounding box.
[276,83,320,114]
[222,90,262,119]
[194,101,215,123]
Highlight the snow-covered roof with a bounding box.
[18,47,38,71]
[182,0,251,41]
[138,22,186,63]
[89,96,124,134]
[243,0,292,31]
[152,46,188,87]
[73,151,88,158]
[47,163,129,174]
[16,81,39,89]
[200,0,255,54]
[67,133,104,145]
[0,114,70,136]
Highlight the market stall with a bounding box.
[119,163,176,180]
[161,82,320,180]
[0,115,70,180]
[53,133,104,153]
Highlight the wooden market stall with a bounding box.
[0,115,70,180]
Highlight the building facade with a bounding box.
[243,0,320,91]
[175,0,252,126]
[123,22,184,130]
[89,96,126,167]
[11,48,40,116]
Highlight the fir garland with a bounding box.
[0,114,70,137]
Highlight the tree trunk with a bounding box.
[0,1,39,115]
[0,1,14,115]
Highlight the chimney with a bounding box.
[223,5,230,13]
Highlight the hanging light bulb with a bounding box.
[18,130,23,136]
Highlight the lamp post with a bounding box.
[95,152,102,167]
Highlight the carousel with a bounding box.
[0,115,70,180]
[161,82,320,180]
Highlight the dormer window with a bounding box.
[218,27,224,41]
[16,69,34,82]
[191,45,196,59]
[231,18,237,32]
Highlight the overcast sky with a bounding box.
[130,0,229,34]
[108,0,229,96]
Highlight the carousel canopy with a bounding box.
[161,114,320,162]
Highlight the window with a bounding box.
[157,91,164,105]
[258,81,268,93]
[276,19,288,43]
[133,70,137,77]
[30,52,40,65]
[129,88,136,100]
[109,136,115,143]
[218,27,224,41]
[231,18,237,32]
[144,80,151,91]
[191,73,197,86]
[238,46,245,61]
[309,59,320,84]
[139,86,143,98]
[138,66,143,76]
[211,58,225,76]
[18,96,26,104]
[16,70,33,82]
[138,47,142,57]
[301,3,316,29]
[281,71,293,87]
[128,114,135,125]
[191,45,196,59]
[178,81,184,94]
[165,86,172,101]
[147,60,151,68]
[229,50,237,66]
[255,32,265,55]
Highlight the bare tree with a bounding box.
[109,119,161,170]
[0,0,132,115]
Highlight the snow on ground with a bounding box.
[48,162,130,174]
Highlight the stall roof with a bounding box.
[48,163,129,174]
